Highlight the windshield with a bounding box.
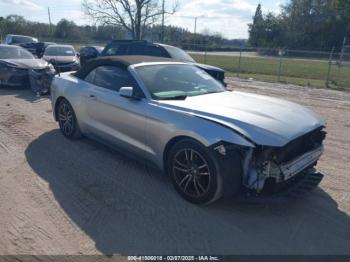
[0,46,34,59]
[11,36,38,44]
[135,64,225,100]
[45,46,76,56]
[163,46,195,62]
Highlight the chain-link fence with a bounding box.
[167,42,350,89]
[17,36,350,89]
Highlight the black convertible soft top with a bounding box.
[75,55,176,79]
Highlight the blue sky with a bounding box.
[0,0,288,39]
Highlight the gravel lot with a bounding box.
[0,79,349,255]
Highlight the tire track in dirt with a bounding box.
[0,105,35,148]
[0,104,97,254]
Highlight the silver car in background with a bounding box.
[51,56,326,204]
[42,44,80,73]
[0,44,55,94]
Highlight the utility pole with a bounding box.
[161,0,165,42]
[194,17,197,51]
[194,17,197,34]
[47,7,52,35]
[0,17,3,42]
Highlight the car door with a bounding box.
[83,65,150,157]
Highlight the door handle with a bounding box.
[89,94,97,100]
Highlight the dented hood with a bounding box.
[159,91,325,147]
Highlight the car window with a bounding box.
[79,48,88,56]
[45,46,76,56]
[85,68,97,84]
[80,47,94,56]
[146,45,170,58]
[104,45,128,56]
[95,47,104,53]
[89,48,98,55]
[93,66,140,93]
[163,46,195,62]
[11,36,38,44]
[128,44,146,55]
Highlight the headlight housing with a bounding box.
[47,63,55,71]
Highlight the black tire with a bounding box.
[57,99,82,139]
[167,139,242,205]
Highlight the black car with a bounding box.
[101,40,226,84]
[20,42,56,58]
[79,46,104,66]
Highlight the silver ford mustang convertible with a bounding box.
[51,56,326,204]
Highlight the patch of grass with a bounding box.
[191,54,350,89]
[226,72,327,88]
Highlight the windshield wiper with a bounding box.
[159,95,188,101]
[197,90,223,96]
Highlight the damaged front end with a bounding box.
[241,127,327,199]
[29,65,56,95]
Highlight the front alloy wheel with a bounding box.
[57,99,81,139]
[168,139,222,205]
[173,148,211,199]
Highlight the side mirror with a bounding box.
[120,87,134,99]
[76,53,80,58]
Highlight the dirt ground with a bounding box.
[0,79,349,255]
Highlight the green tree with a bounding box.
[248,4,265,47]
[263,13,285,48]
[54,19,81,39]
[248,0,350,50]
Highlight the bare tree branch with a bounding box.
[82,0,178,40]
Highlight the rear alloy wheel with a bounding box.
[57,99,81,139]
[167,139,223,205]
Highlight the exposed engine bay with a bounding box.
[243,127,327,193]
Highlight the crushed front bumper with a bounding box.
[237,171,324,204]
[29,68,56,94]
[0,68,29,87]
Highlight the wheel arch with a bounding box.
[163,136,199,171]
[162,133,251,172]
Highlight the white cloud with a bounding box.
[174,0,255,19]
[168,0,257,39]
[0,0,43,11]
